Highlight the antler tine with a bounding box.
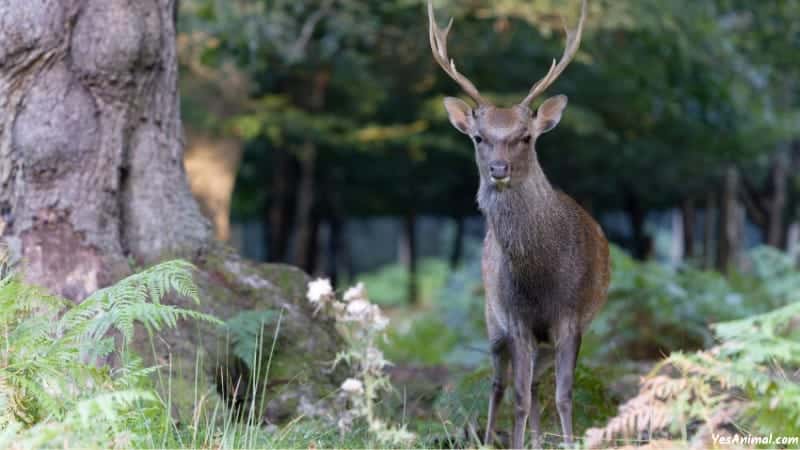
[519,0,587,108]
[428,1,489,106]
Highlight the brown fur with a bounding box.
[458,104,610,448]
[429,0,601,444]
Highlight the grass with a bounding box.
[6,245,798,448]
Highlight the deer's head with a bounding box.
[428,0,586,188]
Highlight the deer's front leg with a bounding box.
[529,346,553,449]
[484,339,508,447]
[510,334,533,449]
[555,329,581,446]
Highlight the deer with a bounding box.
[427,0,609,448]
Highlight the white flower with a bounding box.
[332,301,346,314]
[372,309,390,331]
[340,378,364,395]
[307,278,333,304]
[345,299,371,318]
[364,347,389,372]
[343,282,367,302]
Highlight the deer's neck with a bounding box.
[478,162,560,263]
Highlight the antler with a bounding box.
[519,0,588,108]
[428,1,489,106]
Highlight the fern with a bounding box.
[224,309,281,368]
[586,297,800,448]
[0,258,220,448]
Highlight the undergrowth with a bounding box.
[586,245,798,361]
[0,259,220,449]
[587,249,800,448]
[3,243,798,449]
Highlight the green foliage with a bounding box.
[0,260,219,449]
[586,245,798,361]
[588,300,800,447]
[707,300,800,437]
[358,258,450,307]
[377,250,486,366]
[183,0,800,220]
[432,364,616,448]
[224,309,281,368]
[587,248,800,447]
[382,316,459,365]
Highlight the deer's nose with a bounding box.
[489,161,509,180]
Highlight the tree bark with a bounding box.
[717,167,743,273]
[0,0,211,300]
[0,0,346,427]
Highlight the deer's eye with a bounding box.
[473,135,483,144]
[522,135,532,144]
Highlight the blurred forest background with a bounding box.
[2,0,799,448]
[174,0,800,444]
[181,0,799,292]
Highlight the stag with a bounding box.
[427,1,609,447]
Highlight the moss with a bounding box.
[130,246,344,425]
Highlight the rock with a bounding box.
[130,244,345,425]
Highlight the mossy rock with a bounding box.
[130,244,345,425]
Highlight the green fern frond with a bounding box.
[0,258,221,447]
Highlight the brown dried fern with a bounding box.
[585,375,688,448]
[585,353,747,449]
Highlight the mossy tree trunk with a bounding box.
[0,0,211,299]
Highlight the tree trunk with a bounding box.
[265,148,292,262]
[0,0,211,300]
[670,208,684,266]
[184,130,242,241]
[0,0,345,425]
[325,185,347,286]
[681,197,695,259]
[786,221,800,267]
[304,210,321,275]
[703,192,717,269]
[291,141,317,270]
[624,189,651,260]
[398,211,418,304]
[765,151,788,248]
[327,217,342,286]
[449,215,465,269]
[717,167,743,273]
[740,151,790,249]
[289,70,329,271]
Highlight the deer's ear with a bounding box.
[534,95,568,134]
[443,97,474,135]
